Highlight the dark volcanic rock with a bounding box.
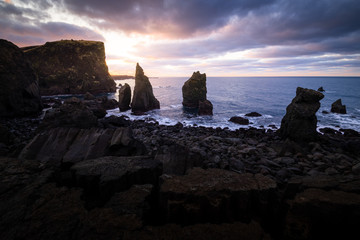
[182,71,207,108]
[245,112,262,117]
[280,87,324,141]
[159,168,277,224]
[84,92,95,100]
[318,86,325,92]
[23,40,116,95]
[331,99,347,114]
[198,99,213,115]
[118,83,131,112]
[0,39,43,117]
[19,127,146,166]
[229,116,249,125]
[131,63,160,114]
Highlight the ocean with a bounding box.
[105,77,360,132]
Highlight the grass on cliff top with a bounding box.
[22,40,103,53]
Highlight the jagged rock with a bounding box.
[23,40,116,95]
[331,99,347,114]
[118,83,131,112]
[131,63,160,114]
[71,156,161,207]
[159,168,277,224]
[280,87,324,141]
[0,39,43,117]
[245,112,262,117]
[19,127,146,166]
[96,96,119,110]
[285,188,360,239]
[198,99,213,115]
[40,97,98,129]
[83,99,107,118]
[229,116,249,125]
[318,86,325,92]
[182,71,207,108]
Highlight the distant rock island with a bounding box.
[23,40,116,95]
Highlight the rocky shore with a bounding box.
[1,102,360,239]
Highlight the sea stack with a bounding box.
[280,87,324,141]
[118,83,131,112]
[0,39,43,117]
[182,71,213,115]
[331,99,346,114]
[131,63,160,114]
[23,40,116,95]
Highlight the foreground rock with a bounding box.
[131,63,160,114]
[331,99,347,114]
[280,87,324,141]
[182,71,213,115]
[23,40,116,95]
[229,116,249,125]
[118,83,131,111]
[0,39,43,117]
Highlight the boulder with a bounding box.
[279,87,324,141]
[245,112,262,117]
[198,99,213,115]
[159,168,277,224]
[19,127,146,166]
[229,116,249,125]
[331,99,346,114]
[317,86,325,92]
[0,39,43,117]
[131,63,160,114]
[118,83,131,112]
[23,40,116,95]
[182,71,207,108]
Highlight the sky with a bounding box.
[1,0,360,77]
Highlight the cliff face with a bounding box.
[0,39,43,117]
[23,40,116,95]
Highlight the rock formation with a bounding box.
[118,83,131,112]
[131,63,160,114]
[245,112,262,117]
[0,39,43,117]
[23,40,116,95]
[318,86,325,92]
[280,87,324,141]
[331,99,347,114]
[229,116,249,125]
[182,71,213,115]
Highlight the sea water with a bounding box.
[105,77,360,131]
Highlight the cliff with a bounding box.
[23,40,116,95]
[0,39,43,117]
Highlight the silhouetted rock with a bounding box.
[0,39,43,117]
[245,112,262,117]
[23,40,116,95]
[318,86,325,92]
[118,83,131,112]
[198,100,213,115]
[182,71,207,108]
[280,87,324,141]
[131,63,160,114]
[331,99,347,114]
[84,92,95,100]
[229,116,249,125]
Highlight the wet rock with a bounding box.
[118,83,131,112]
[319,127,339,135]
[229,116,249,125]
[245,112,262,117]
[198,99,213,115]
[23,40,116,95]
[280,87,324,141]
[182,71,207,108]
[318,86,325,92]
[340,128,360,137]
[131,63,160,114]
[0,39,43,117]
[159,168,277,224]
[331,99,347,114]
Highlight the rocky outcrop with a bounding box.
[131,63,160,114]
[229,116,249,125]
[198,99,213,115]
[331,99,347,114]
[318,86,325,92]
[280,87,324,141]
[182,71,213,115]
[0,39,43,117]
[23,40,116,95]
[118,83,131,112]
[245,112,262,117]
